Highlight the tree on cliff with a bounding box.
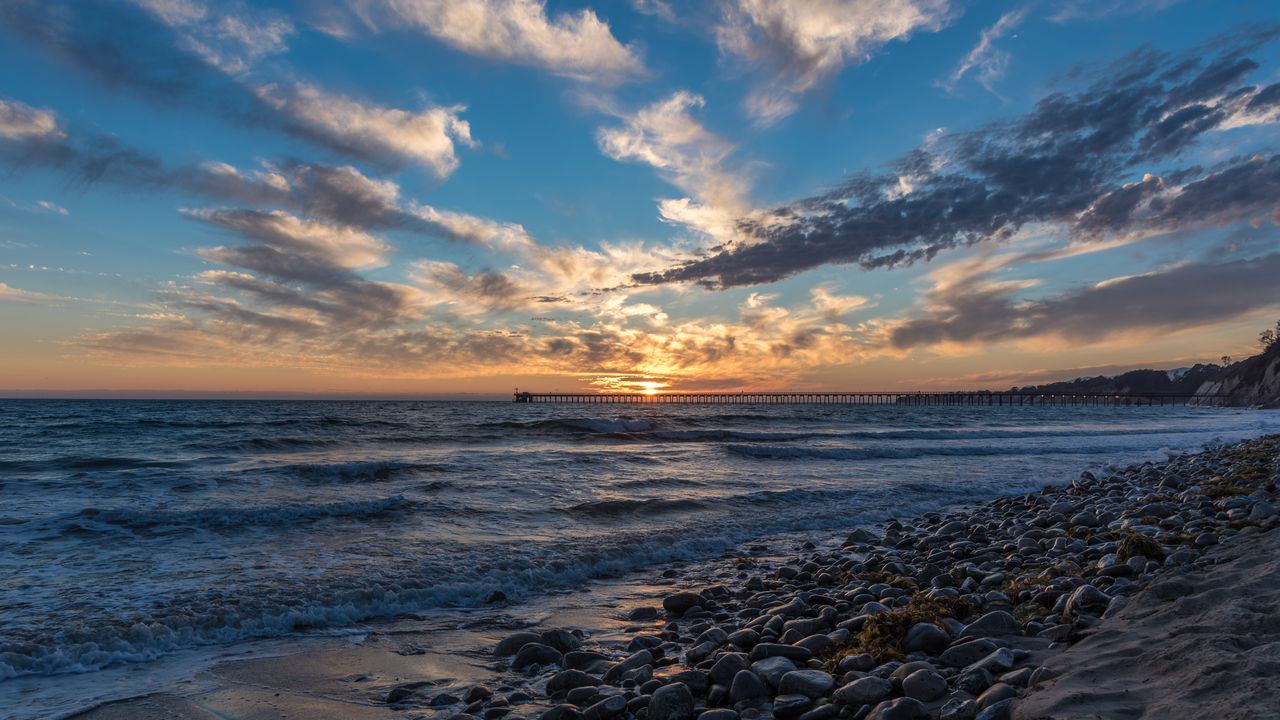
[1261,320,1280,352]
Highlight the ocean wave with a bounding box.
[485,417,656,434]
[283,460,451,483]
[562,497,707,518]
[724,442,1154,461]
[0,456,187,473]
[65,496,411,532]
[615,477,708,489]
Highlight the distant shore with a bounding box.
[70,434,1280,720]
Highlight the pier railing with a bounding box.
[513,391,1231,406]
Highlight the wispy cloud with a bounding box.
[0,1,474,173]
[715,0,954,125]
[350,0,645,84]
[942,6,1030,95]
[635,31,1280,288]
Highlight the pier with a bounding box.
[513,391,1229,406]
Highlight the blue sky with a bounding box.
[1,0,1278,395]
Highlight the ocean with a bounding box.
[2,400,1279,715]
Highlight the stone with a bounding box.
[903,623,949,654]
[542,629,582,653]
[602,650,654,684]
[583,695,628,720]
[496,632,543,656]
[900,669,947,702]
[665,592,705,615]
[778,669,835,699]
[939,697,977,720]
[729,670,770,705]
[1061,585,1111,619]
[464,686,494,703]
[771,694,814,718]
[649,683,696,720]
[837,654,877,673]
[796,704,838,720]
[832,677,891,706]
[940,639,998,668]
[976,683,1017,709]
[749,643,813,662]
[844,528,878,546]
[710,653,750,687]
[1028,666,1057,686]
[866,697,929,720]
[699,711,738,720]
[954,667,993,696]
[386,681,432,704]
[965,649,1015,676]
[512,643,563,669]
[564,651,612,674]
[629,606,660,620]
[548,670,601,694]
[1194,532,1218,547]
[751,656,799,688]
[728,629,761,649]
[1249,501,1277,521]
[959,611,1020,639]
[541,706,585,720]
[974,699,1014,720]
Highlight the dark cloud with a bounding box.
[889,252,1280,349]
[634,32,1280,289]
[0,1,471,171]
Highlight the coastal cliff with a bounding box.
[1194,343,1280,408]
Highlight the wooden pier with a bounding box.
[513,391,1229,406]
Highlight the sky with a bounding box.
[0,0,1278,397]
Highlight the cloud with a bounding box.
[716,0,953,124]
[129,0,294,73]
[597,91,755,242]
[0,281,61,304]
[888,252,1280,350]
[185,208,390,277]
[255,83,474,176]
[943,6,1029,94]
[0,99,63,141]
[36,199,68,215]
[634,34,1280,288]
[354,0,644,84]
[0,1,473,172]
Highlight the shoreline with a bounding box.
[53,433,1280,719]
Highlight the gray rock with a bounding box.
[386,681,432,704]
[749,643,813,662]
[463,685,493,703]
[496,632,543,656]
[959,611,1020,639]
[1194,532,1218,547]
[940,639,998,668]
[903,623,949,654]
[900,669,947,702]
[976,683,1017,709]
[866,697,930,720]
[729,670,770,705]
[779,669,835,699]
[1028,666,1057,686]
[965,649,1014,676]
[699,711,738,720]
[1249,501,1277,521]
[1061,585,1110,619]
[751,656,799,688]
[796,704,838,720]
[602,650,654,684]
[954,667,993,695]
[844,528,878,545]
[837,654,877,673]
[540,706,585,720]
[939,697,977,720]
[771,694,814,719]
[564,651,612,674]
[711,653,750,687]
[583,695,628,720]
[542,629,582,653]
[832,677,891,706]
[974,699,1014,720]
[664,592,704,615]
[548,670,600,694]
[649,683,696,720]
[512,643,563,669]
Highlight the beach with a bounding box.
[45,428,1280,720]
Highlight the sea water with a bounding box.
[2,400,1278,712]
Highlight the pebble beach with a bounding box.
[376,434,1280,720]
